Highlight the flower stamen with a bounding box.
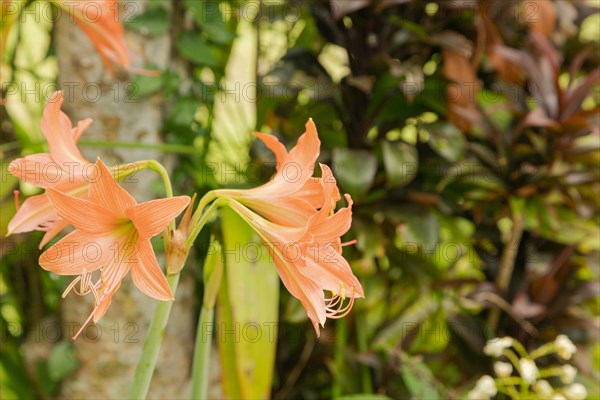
[325,283,356,319]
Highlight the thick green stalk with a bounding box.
[128,272,180,399]
[191,305,215,399]
[126,160,180,398]
[191,239,223,399]
[332,318,347,399]
[356,314,373,394]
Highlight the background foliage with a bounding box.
[1,0,599,399]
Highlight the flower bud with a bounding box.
[555,334,577,360]
[166,193,196,274]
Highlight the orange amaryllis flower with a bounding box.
[39,159,190,339]
[52,0,154,76]
[214,119,326,227]
[226,163,363,335]
[7,90,93,247]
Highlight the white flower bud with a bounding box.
[494,361,513,378]
[471,375,497,399]
[534,380,554,397]
[555,334,577,360]
[519,358,539,384]
[563,383,587,400]
[560,364,577,384]
[484,336,514,357]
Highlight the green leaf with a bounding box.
[373,296,438,351]
[165,96,202,135]
[129,73,163,99]
[0,341,36,400]
[185,0,236,44]
[47,342,78,382]
[336,395,393,400]
[400,356,443,400]
[125,7,171,35]
[332,148,377,201]
[401,209,439,250]
[424,122,466,162]
[176,32,219,66]
[218,207,279,399]
[382,140,418,187]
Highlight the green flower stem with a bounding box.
[129,187,224,398]
[128,272,181,399]
[191,239,223,399]
[356,314,373,394]
[128,159,177,399]
[503,348,521,370]
[79,140,207,154]
[538,367,564,378]
[332,318,347,399]
[145,160,175,243]
[502,346,524,397]
[495,383,521,399]
[530,343,555,360]
[187,197,228,248]
[511,340,529,359]
[191,305,215,399]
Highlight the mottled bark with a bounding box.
[52,1,195,398]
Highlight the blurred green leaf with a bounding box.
[165,96,201,135]
[47,342,78,382]
[332,148,377,201]
[424,122,466,162]
[400,355,442,400]
[0,342,36,400]
[219,207,279,399]
[382,140,418,187]
[185,0,236,44]
[129,73,163,99]
[373,295,438,351]
[125,7,171,35]
[176,33,219,66]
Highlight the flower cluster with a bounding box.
[469,335,587,400]
[8,92,190,339]
[213,119,364,335]
[8,94,364,340]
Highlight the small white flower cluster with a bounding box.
[555,334,577,360]
[493,361,512,378]
[519,358,539,384]
[468,375,497,400]
[471,335,589,400]
[483,336,513,357]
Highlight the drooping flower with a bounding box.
[39,159,190,339]
[7,91,93,247]
[215,119,326,227]
[225,162,363,335]
[51,0,154,76]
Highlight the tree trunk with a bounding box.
[53,1,195,398]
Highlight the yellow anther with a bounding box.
[339,281,346,300]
